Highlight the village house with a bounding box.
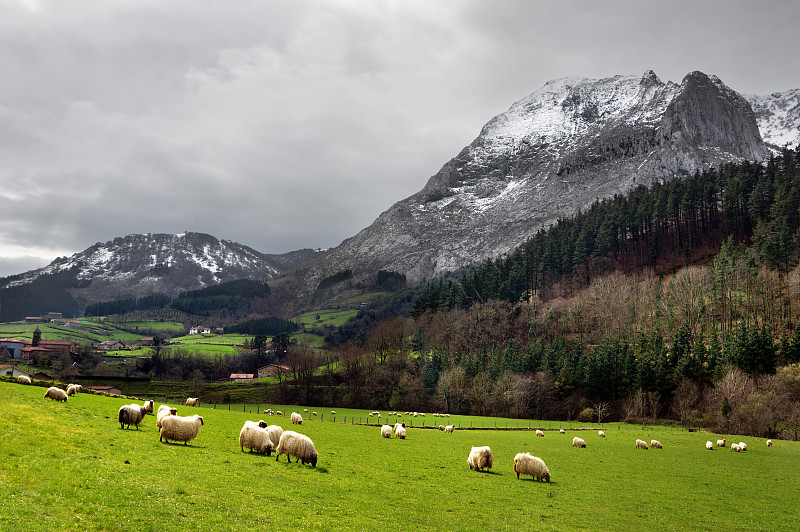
[98,340,125,351]
[0,338,26,359]
[138,337,155,346]
[0,365,33,380]
[85,385,122,396]
[189,326,212,335]
[229,373,255,381]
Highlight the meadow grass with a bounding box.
[2,381,798,531]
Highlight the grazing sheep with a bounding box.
[766,439,773,447]
[716,439,726,447]
[381,424,392,438]
[650,440,662,449]
[513,453,550,482]
[467,446,493,471]
[438,425,445,431]
[118,404,147,430]
[635,439,649,450]
[291,412,303,424]
[239,420,274,455]
[572,437,586,448]
[66,384,80,396]
[156,405,178,429]
[598,430,605,437]
[330,410,336,415]
[265,425,283,447]
[731,443,741,452]
[304,408,308,413]
[738,442,747,451]
[559,429,565,434]
[536,429,545,437]
[275,430,318,467]
[17,375,31,385]
[44,386,68,402]
[143,400,154,414]
[312,411,318,416]
[706,441,714,450]
[395,426,406,439]
[445,425,454,433]
[393,422,406,433]
[160,414,204,445]
[185,397,199,407]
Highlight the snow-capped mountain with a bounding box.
[2,232,322,305]
[746,88,800,151]
[287,70,794,297]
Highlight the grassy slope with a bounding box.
[2,381,798,531]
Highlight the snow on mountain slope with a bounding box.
[746,89,800,150]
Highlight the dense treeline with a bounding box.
[85,294,172,317]
[317,270,352,291]
[168,279,271,317]
[175,279,271,300]
[413,148,800,316]
[376,270,406,290]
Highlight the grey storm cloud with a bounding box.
[1,0,799,277]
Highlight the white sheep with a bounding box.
[438,425,445,431]
[160,414,204,445]
[706,441,714,450]
[118,404,147,430]
[66,384,80,396]
[381,424,392,438]
[143,400,154,414]
[731,443,741,452]
[265,425,283,448]
[393,422,406,433]
[304,408,308,413]
[635,439,649,450]
[312,411,318,416]
[44,386,68,402]
[330,410,336,415]
[156,405,178,428]
[17,375,31,385]
[275,430,318,467]
[766,439,773,447]
[598,430,605,437]
[716,439,726,447]
[536,429,545,437]
[513,453,550,482]
[467,446,493,471]
[445,425,454,433]
[738,442,747,451]
[239,420,274,455]
[572,437,586,448]
[185,397,199,406]
[559,428,565,434]
[650,440,663,449]
[276,411,283,416]
[395,426,406,439]
[291,412,303,424]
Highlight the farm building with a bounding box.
[0,365,33,380]
[98,341,125,351]
[189,326,211,335]
[229,373,255,381]
[0,338,26,359]
[257,364,290,378]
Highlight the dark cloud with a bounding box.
[1,0,799,277]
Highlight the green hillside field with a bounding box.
[1,380,798,531]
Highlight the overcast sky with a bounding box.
[1,0,799,278]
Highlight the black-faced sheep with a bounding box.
[766,439,773,447]
[468,446,493,471]
[381,424,392,438]
[572,437,586,448]
[513,453,550,482]
[650,440,663,449]
[66,384,80,396]
[160,414,204,445]
[44,387,68,402]
[239,420,273,455]
[445,425,454,433]
[395,426,406,439]
[185,397,199,406]
[156,405,178,429]
[635,439,649,450]
[143,400,154,414]
[598,430,605,437]
[731,443,741,452]
[716,439,726,447]
[559,428,565,434]
[17,375,31,385]
[438,425,445,431]
[706,441,714,450]
[291,412,303,424]
[118,404,147,430]
[275,430,318,467]
[738,442,747,451]
[536,429,545,437]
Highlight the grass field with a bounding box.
[2,381,798,531]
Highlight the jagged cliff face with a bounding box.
[4,232,321,303]
[292,71,773,294]
[746,88,800,151]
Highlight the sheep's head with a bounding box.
[258,420,268,428]
[197,416,204,426]
[309,451,318,467]
[543,471,550,482]
[169,408,177,415]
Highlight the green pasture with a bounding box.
[2,381,798,531]
[295,308,359,329]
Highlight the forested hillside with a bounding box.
[331,148,800,438]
